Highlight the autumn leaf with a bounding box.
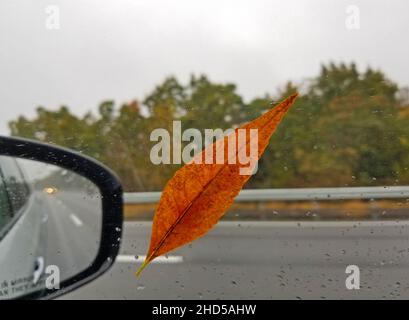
[136,93,298,276]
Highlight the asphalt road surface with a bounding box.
[43,190,102,281]
[62,220,409,300]
[0,189,102,299]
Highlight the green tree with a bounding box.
[9,64,409,191]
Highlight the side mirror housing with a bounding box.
[0,136,123,299]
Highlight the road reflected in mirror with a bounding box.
[0,156,102,299]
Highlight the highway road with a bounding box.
[43,190,102,281]
[62,220,409,300]
[0,188,102,299]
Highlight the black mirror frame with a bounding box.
[0,136,123,299]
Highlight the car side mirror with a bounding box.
[0,136,123,299]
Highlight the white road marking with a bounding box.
[116,255,184,264]
[69,214,83,227]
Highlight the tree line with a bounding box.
[9,62,409,191]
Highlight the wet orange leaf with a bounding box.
[136,93,298,275]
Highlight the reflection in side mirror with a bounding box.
[0,137,123,300]
[0,156,102,298]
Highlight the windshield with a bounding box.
[1,0,409,300]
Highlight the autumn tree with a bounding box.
[9,63,409,190]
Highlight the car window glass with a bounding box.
[3,1,409,300]
[0,156,30,214]
[0,168,13,236]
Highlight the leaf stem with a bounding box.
[135,259,149,277]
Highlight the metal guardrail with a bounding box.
[124,186,409,204]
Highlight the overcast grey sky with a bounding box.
[1,0,408,135]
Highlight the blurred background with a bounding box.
[4,0,409,299]
[2,0,409,221]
